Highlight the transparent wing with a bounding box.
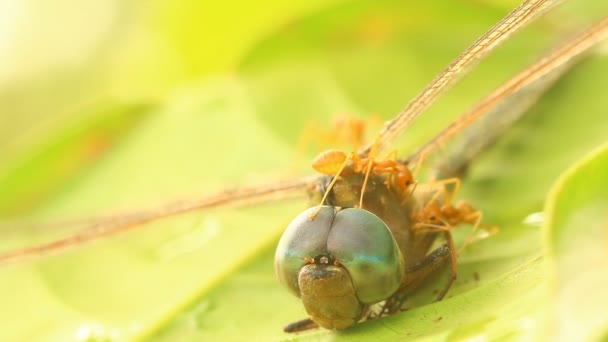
[358,0,563,156]
[0,176,314,264]
[404,16,608,176]
[1,0,564,267]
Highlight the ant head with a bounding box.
[423,203,442,223]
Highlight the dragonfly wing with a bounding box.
[405,17,608,179]
[358,0,563,156]
[0,176,314,264]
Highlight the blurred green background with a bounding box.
[0,0,607,341]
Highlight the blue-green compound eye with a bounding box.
[275,205,404,313]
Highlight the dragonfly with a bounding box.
[1,0,607,340]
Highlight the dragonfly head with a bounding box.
[275,205,404,329]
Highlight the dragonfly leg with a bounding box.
[283,318,319,333]
[435,231,457,301]
[380,236,457,315]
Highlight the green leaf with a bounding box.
[0,104,151,218]
[544,143,608,342]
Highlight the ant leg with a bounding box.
[414,177,460,210]
[465,225,500,249]
[412,147,431,180]
[301,118,366,155]
[291,121,316,172]
[475,223,500,242]
[283,318,319,333]
[382,151,399,191]
[344,117,366,152]
[424,189,444,209]
[459,211,499,253]
[384,150,398,161]
[359,135,381,208]
[442,177,461,206]
[293,118,361,172]
[436,231,457,301]
[425,177,462,206]
[458,210,482,254]
[400,181,418,206]
[412,223,452,235]
[310,152,353,219]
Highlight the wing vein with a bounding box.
[0,177,314,264]
[405,16,608,166]
[358,0,562,156]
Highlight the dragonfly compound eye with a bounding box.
[275,205,405,329]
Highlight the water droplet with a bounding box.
[156,216,221,262]
[74,322,120,341]
[462,335,489,342]
[523,212,544,227]
[517,316,536,332]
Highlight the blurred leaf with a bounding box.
[544,143,608,342]
[149,0,346,76]
[0,0,344,166]
[327,258,547,341]
[152,1,608,341]
[0,104,151,218]
[0,78,304,341]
